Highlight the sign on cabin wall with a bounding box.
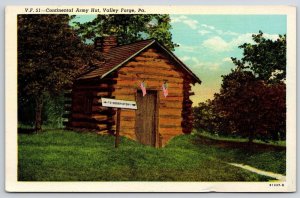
[101,98,137,110]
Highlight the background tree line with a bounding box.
[193,31,286,143]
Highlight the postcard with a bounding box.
[5,5,296,192]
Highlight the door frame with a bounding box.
[135,89,160,147]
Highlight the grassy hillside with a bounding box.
[18,130,284,181]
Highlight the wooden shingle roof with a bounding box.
[78,39,201,84]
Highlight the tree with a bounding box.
[231,31,286,82]
[193,100,234,136]
[18,15,102,131]
[73,14,178,50]
[204,31,287,143]
[213,70,286,143]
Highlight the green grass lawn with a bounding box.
[18,129,285,181]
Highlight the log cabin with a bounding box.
[65,36,201,147]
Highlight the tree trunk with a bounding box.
[35,96,43,132]
[248,131,254,144]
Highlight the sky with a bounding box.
[169,15,286,105]
[73,14,287,105]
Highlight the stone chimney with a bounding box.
[95,36,118,53]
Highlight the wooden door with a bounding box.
[135,91,157,146]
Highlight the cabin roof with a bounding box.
[78,39,201,84]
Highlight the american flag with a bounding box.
[140,82,146,96]
[162,82,168,98]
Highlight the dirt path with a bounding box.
[229,163,286,181]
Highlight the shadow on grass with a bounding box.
[18,128,36,134]
[193,134,286,152]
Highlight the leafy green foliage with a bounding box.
[18,15,103,130]
[193,101,234,136]
[231,31,286,82]
[18,130,277,181]
[73,14,178,50]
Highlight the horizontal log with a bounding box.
[115,78,184,86]
[91,106,116,114]
[160,101,183,108]
[120,67,182,77]
[159,114,181,119]
[120,126,135,131]
[125,60,178,71]
[114,88,136,95]
[115,82,183,91]
[124,62,181,72]
[121,116,135,121]
[160,96,184,101]
[159,128,182,134]
[118,71,182,79]
[119,110,136,116]
[159,108,182,115]
[116,76,183,84]
[133,56,157,61]
[159,117,182,123]
[113,95,135,101]
[160,124,182,128]
[95,92,113,98]
[120,121,135,128]
[188,92,195,96]
[143,48,159,53]
[138,51,165,58]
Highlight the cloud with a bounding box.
[177,44,199,53]
[201,24,215,30]
[215,29,239,36]
[198,30,211,35]
[264,33,280,41]
[202,36,231,52]
[171,15,199,30]
[179,56,221,71]
[222,57,232,62]
[201,32,278,52]
[229,33,254,47]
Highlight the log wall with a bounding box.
[69,77,116,134]
[112,47,193,146]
